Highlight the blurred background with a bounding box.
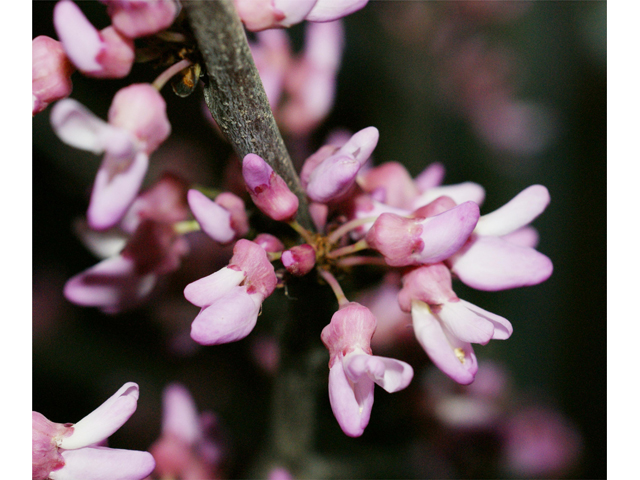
[33,1,606,478]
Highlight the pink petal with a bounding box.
[475,185,550,236]
[32,36,74,115]
[411,302,477,385]
[88,152,149,231]
[59,383,139,450]
[343,351,413,393]
[415,201,480,264]
[190,288,262,345]
[50,99,130,154]
[459,299,513,340]
[51,447,155,480]
[304,20,344,70]
[437,300,495,345]
[328,359,373,437]
[183,267,245,308]
[104,0,178,39]
[187,190,235,244]
[54,1,103,73]
[414,162,445,192]
[336,126,379,166]
[162,384,201,445]
[448,235,554,291]
[273,0,318,27]
[63,255,156,313]
[305,0,369,21]
[413,182,486,209]
[501,226,539,248]
[306,154,360,202]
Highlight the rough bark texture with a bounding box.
[183,0,314,231]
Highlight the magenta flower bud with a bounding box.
[101,0,179,39]
[54,1,135,78]
[242,153,299,221]
[366,201,480,266]
[254,233,285,253]
[321,303,413,437]
[32,36,74,115]
[108,84,171,154]
[282,243,316,276]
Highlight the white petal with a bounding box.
[59,383,139,450]
[459,299,513,340]
[328,358,373,437]
[305,0,369,22]
[437,301,494,345]
[343,351,413,393]
[50,99,111,154]
[183,267,245,308]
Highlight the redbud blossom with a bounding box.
[282,244,316,276]
[242,153,299,221]
[51,84,170,230]
[32,36,74,115]
[398,264,512,384]
[187,189,248,244]
[254,233,285,253]
[185,239,277,345]
[447,185,553,291]
[32,383,155,480]
[365,201,480,266]
[101,0,179,39]
[321,302,413,437]
[54,0,135,78]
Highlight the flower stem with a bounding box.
[152,58,193,91]
[288,220,316,245]
[326,239,369,259]
[318,268,349,307]
[173,219,201,235]
[327,216,379,244]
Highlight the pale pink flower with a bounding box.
[365,201,480,266]
[32,383,155,480]
[321,302,413,437]
[187,189,248,244]
[398,263,512,384]
[150,383,225,480]
[242,154,299,222]
[185,239,277,345]
[51,84,171,230]
[446,185,553,291]
[32,36,74,115]
[101,0,179,39]
[54,0,135,78]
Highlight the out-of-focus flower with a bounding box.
[33,383,155,480]
[32,36,75,115]
[185,239,277,345]
[398,263,512,385]
[242,154,299,222]
[235,0,368,31]
[446,185,553,291]
[64,174,190,313]
[150,383,225,480]
[321,302,413,437]
[100,0,179,39]
[54,0,135,79]
[51,84,171,230]
[250,21,344,136]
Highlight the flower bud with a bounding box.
[282,244,316,276]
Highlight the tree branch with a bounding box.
[183,0,314,231]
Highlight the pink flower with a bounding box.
[321,302,413,437]
[235,0,369,30]
[242,154,299,222]
[281,243,316,276]
[54,0,135,78]
[398,264,512,384]
[301,127,379,203]
[365,201,480,266]
[32,383,155,480]
[51,84,171,230]
[150,383,225,480]
[446,185,553,291]
[185,239,277,345]
[101,0,179,39]
[32,36,74,115]
[64,175,190,313]
[187,189,249,244]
